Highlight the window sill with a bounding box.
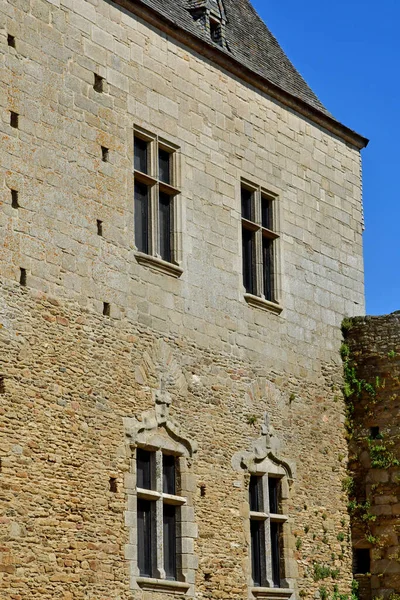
[244,293,283,314]
[135,253,183,278]
[252,587,294,599]
[137,577,190,594]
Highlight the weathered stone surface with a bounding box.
[0,0,366,599]
[0,282,357,598]
[346,314,400,600]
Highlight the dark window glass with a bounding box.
[137,449,153,490]
[261,196,273,230]
[241,187,253,220]
[250,519,264,586]
[134,137,148,174]
[242,228,255,294]
[353,548,371,574]
[134,182,149,254]
[268,478,281,514]
[159,193,172,262]
[270,522,282,587]
[159,149,171,184]
[163,504,177,580]
[249,476,263,512]
[262,238,274,301]
[163,454,176,495]
[210,19,222,45]
[138,499,153,577]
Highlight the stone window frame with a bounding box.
[240,178,283,315]
[133,125,183,278]
[247,461,293,599]
[232,413,296,600]
[125,397,197,596]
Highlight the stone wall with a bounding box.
[0,0,364,377]
[0,280,354,599]
[0,0,366,598]
[345,313,400,600]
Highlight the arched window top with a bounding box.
[232,412,296,483]
[125,389,197,458]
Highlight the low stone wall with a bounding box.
[345,313,400,600]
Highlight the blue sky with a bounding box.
[252,0,399,316]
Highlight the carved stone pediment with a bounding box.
[232,412,295,482]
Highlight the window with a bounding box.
[241,181,280,309]
[249,476,266,586]
[188,1,227,48]
[369,426,381,440]
[133,128,181,274]
[249,474,287,589]
[209,17,222,45]
[136,448,186,582]
[233,413,294,597]
[353,548,371,575]
[125,347,197,595]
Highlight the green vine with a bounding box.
[340,342,377,440]
[368,438,400,469]
[320,586,329,600]
[341,343,376,403]
[314,580,359,600]
[332,581,360,600]
[347,499,376,524]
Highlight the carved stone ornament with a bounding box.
[125,339,196,457]
[232,412,295,482]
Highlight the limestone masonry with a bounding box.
[0,0,370,599]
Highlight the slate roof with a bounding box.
[134,0,331,117]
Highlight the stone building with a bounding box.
[0,1,368,599]
[345,314,400,600]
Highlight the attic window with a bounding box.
[187,1,226,48]
[210,18,222,46]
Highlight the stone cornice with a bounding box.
[112,0,369,150]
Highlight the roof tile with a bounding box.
[133,0,330,116]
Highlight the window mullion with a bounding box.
[155,450,165,579]
[149,136,157,258]
[253,189,263,297]
[262,475,274,588]
[253,188,262,223]
[153,138,159,258]
[254,227,264,298]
